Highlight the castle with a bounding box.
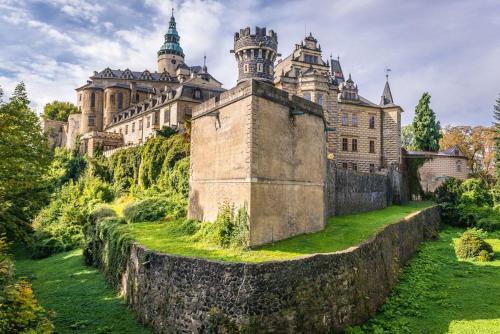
[45,11,402,172]
[44,12,405,245]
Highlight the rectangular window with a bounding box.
[342,162,348,169]
[316,94,323,106]
[257,63,263,73]
[303,92,311,101]
[125,125,128,135]
[352,138,358,152]
[258,49,262,58]
[244,64,249,73]
[342,138,348,151]
[131,122,135,133]
[352,163,358,171]
[369,140,375,153]
[369,115,375,129]
[139,119,143,130]
[369,164,375,173]
[119,128,122,134]
[164,109,170,124]
[352,114,358,127]
[342,113,348,126]
[88,116,95,127]
[146,116,150,128]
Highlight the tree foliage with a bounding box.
[439,125,496,175]
[401,124,416,150]
[42,101,79,122]
[412,92,442,152]
[0,83,52,241]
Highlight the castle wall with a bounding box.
[85,205,440,333]
[189,80,326,246]
[417,155,469,192]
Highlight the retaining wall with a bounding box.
[86,206,439,333]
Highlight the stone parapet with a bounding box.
[86,206,440,333]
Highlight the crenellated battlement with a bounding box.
[232,26,279,84]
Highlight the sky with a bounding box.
[0,0,499,126]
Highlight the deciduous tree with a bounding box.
[494,94,500,177]
[42,101,79,122]
[0,83,51,241]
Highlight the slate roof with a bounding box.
[380,80,394,106]
[330,58,345,83]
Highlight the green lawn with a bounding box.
[349,226,500,334]
[126,201,434,263]
[13,247,152,334]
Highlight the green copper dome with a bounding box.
[158,13,184,57]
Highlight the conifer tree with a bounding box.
[412,92,442,152]
[0,82,51,241]
[494,93,500,178]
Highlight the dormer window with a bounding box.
[194,89,202,99]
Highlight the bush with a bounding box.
[195,202,249,248]
[90,204,117,223]
[454,229,493,261]
[123,198,168,223]
[31,174,115,258]
[0,239,54,333]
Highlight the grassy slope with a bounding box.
[13,247,152,334]
[126,201,434,263]
[349,226,500,334]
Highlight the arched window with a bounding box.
[90,92,95,108]
[118,93,123,110]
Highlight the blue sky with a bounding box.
[0,0,499,126]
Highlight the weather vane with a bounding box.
[384,67,392,80]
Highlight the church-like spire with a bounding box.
[158,8,184,58]
[380,71,394,105]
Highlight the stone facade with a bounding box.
[274,35,402,174]
[405,147,470,192]
[189,79,326,246]
[49,10,223,154]
[85,206,440,333]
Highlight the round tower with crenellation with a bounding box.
[232,26,278,84]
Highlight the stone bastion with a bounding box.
[85,206,440,333]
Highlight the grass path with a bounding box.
[349,226,500,334]
[13,247,152,334]
[127,201,434,262]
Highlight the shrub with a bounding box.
[476,250,493,262]
[90,204,117,223]
[123,197,168,223]
[31,174,115,258]
[454,229,493,261]
[459,178,493,207]
[0,238,54,333]
[196,202,249,248]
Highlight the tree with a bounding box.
[401,124,416,150]
[412,92,442,152]
[42,101,79,122]
[0,82,51,241]
[494,94,500,178]
[440,125,496,175]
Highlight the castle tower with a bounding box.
[157,9,185,76]
[232,27,278,84]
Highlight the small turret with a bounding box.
[231,26,278,84]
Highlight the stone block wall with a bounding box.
[189,79,326,246]
[326,161,409,216]
[86,206,440,333]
